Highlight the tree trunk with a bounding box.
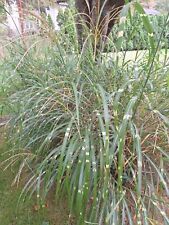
[75,0,125,52]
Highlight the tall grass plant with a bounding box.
[2,2,169,225]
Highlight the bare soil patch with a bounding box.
[0,116,10,127]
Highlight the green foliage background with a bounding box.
[58,8,169,51]
[110,13,169,51]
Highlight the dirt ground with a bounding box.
[0,116,10,127]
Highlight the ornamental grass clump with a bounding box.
[4,3,169,225]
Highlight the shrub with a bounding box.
[0,58,19,115]
[110,13,169,51]
[57,7,78,53]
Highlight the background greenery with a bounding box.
[110,13,169,51]
[58,9,169,51]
